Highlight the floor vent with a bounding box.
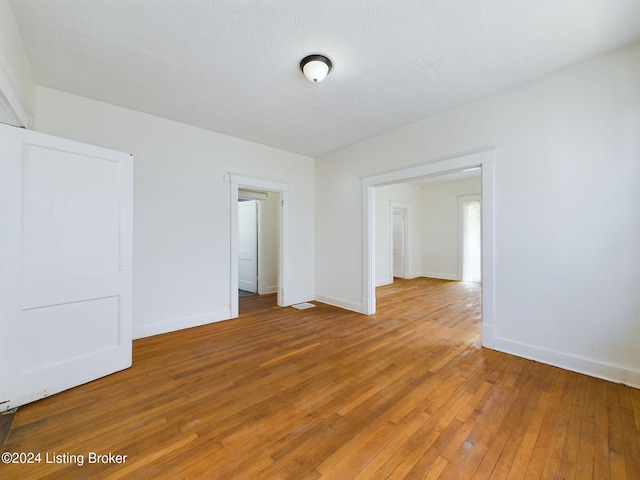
[291,302,315,310]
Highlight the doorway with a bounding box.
[362,149,495,348]
[228,174,290,318]
[459,195,481,283]
[392,208,405,278]
[389,202,411,281]
[237,190,280,299]
[238,198,258,296]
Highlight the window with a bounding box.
[460,196,481,283]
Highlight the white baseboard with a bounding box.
[314,294,364,314]
[282,292,316,307]
[258,284,278,295]
[491,336,640,389]
[133,309,231,339]
[376,276,394,287]
[421,271,460,281]
[481,323,495,348]
[377,273,427,286]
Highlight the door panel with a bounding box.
[20,296,120,373]
[21,144,121,281]
[238,200,258,293]
[0,124,133,411]
[392,209,404,278]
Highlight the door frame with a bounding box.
[362,148,496,347]
[228,173,289,318]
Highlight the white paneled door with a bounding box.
[0,124,133,411]
[392,208,404,278]
[238,199,258,293]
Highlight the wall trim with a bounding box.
[404,272,421,280]
[376,276,394,287]
[259,284,278,295]
[315,294,364,314]
[133,309,231,339]
[493,336,640,389]
[482,323,495,348]
[421,272,460,281]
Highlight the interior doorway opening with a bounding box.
[374,172,480,287]
[391,207,406,279]
[228,174,289,318]
[238,198,259,297]
[363,149,495,349]
[459,195,482,283]
[237,189,280,301]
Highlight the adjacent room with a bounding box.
[1,0,639,478]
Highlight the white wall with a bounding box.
[316,44,640,387]
[0,0,35,126]
[421,177,481,280]
[35,86,315,338]
[375,183,422,285]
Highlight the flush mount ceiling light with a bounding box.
[300,54,332,83]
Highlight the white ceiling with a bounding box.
[10,0,640,157]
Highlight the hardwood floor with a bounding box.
[0,411,15,448]
[2,278,639,479]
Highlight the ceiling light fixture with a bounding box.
[300,54,332,83]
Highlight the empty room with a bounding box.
[1,0,639,478]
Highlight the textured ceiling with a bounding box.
[10,0,640,157]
